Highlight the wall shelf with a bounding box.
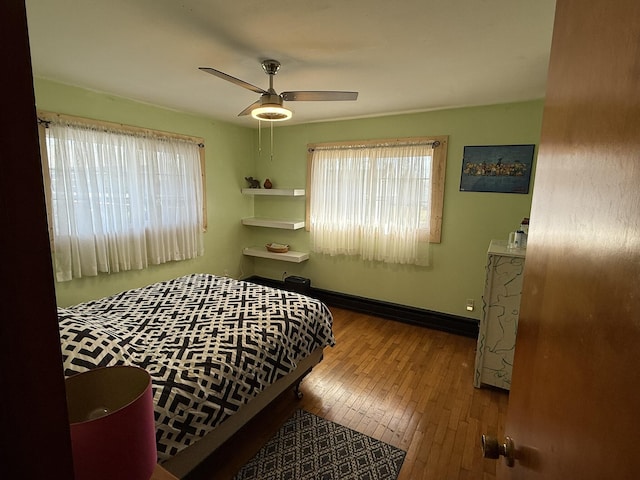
[243,247,309,263]
[241,217,305,230]
[241,188,307,260]
[241,188,305,196]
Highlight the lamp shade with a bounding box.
[65,365,157,480]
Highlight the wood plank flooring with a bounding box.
[185,307,509,480]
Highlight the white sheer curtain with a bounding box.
[44,121,204,282]
[310,142,433,265]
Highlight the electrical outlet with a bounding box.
[466,299,475,311]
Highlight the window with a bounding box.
[307,136,447,266]
[38,112,206,282]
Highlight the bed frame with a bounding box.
[162,346,324,478]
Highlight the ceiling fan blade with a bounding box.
[280,91,358,101]
[238,100,262,117]
[199,67,268,94]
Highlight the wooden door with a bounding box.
[0,2,75,478]
[498,0,640,478]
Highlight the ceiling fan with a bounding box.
[199,59,358,121]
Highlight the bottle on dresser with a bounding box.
[518,217,529,248]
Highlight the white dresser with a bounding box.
[473,240,525,390]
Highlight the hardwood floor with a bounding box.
[185,307,509,480]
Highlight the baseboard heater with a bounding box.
[244,275,479,339]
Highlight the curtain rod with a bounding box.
[37,112,205,148]
[309,140,440,152]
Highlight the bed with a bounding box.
[57,273,335,477]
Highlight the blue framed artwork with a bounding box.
[460,144,535,194]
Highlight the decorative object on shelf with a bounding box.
[65,365,157,480]
[245,176,261,188]
[460,144,535,194]
[263,178,273,189]
[266,243,289,253]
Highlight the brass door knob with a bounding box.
[481,434,515,467]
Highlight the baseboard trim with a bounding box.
[244,276,479,339]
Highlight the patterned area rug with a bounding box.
[233,409,406,480]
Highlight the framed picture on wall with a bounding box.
[459,144,535,194]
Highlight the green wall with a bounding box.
[248,101,544,319]
[34,78,256,306]
[36,78,543,321]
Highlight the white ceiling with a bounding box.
[25,0,557,127]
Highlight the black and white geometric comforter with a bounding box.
[57,274,335,461]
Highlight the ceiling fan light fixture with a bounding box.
[251,104,292,121]
[200,59,357,122]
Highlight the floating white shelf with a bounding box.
[241,188,305,196]
[241,217,305,230]
[242,246,309,263]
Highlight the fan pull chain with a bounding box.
[258,120,262,159]
[270,121,274,162]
